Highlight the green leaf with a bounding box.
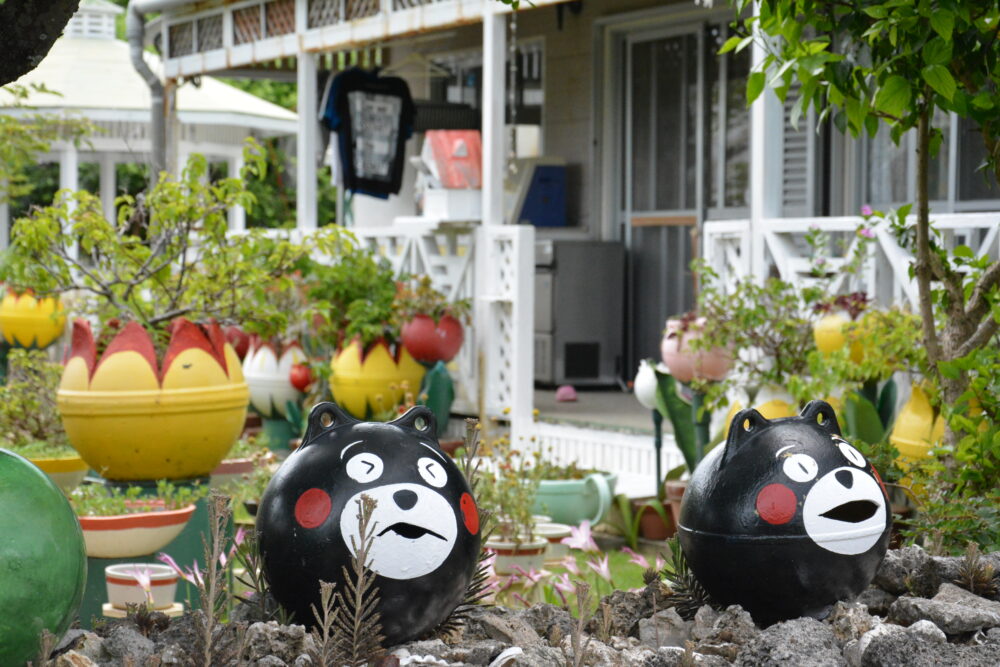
[863,6,888,18]
[843,393,886,446]
[877,378,898,432]
[922,37,952,66]
[938,360,961,380]
[874,75,911,118]
[953,244,974,258]
[653,371,698,474]
[922,64,956,101]
[929,10,954,40]
[747,71,766,106]
[718,35,743,54]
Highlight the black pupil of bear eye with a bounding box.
[363,461,375,473]
[798,462,809,474]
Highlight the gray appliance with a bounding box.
[534,240,625,386]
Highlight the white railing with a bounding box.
[704,213,1000,306]
[156,0,572,79]
[522,420,684,499]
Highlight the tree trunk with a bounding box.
[0,0,81,86]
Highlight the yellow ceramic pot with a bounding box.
[0,289,66,349]
[890,385,942,469]
[813,313,866,364]
[330,338,426,418]
[29,454,88,493]
[57,319,248,481]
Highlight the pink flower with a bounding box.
[861,204,873,216]
[561,520,599,552]
[511,592,532,608]
[552,572,576,596]
[560,555,581,576]
[510,566,551,588]
[859,227,875,239]
[621,547,649,569]
[654,555,666,571]
[129,565,154,606]
[587,554,612,582]
[156,552,203,586]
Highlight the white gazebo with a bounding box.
[0,0,298,242]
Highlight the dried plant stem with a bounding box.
[333,494,385,667]
[309,581,340,667]
[197,491,232,666]
[567,581,593,667]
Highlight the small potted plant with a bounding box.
[70,480,204,558]
[0,349,86,492]
[396,275,470,365]
[210,435,275,489]
[479,437,547,574]
[104,563,179,611]
[305,252,425,419]
[660,310,731,384]
[2,143,350,482]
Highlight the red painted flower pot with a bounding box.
[401,314,464,364]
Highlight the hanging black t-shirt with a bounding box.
[320,67,416,199]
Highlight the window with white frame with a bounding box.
[863,111,1000,211]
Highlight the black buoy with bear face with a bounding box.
[678,400,891,625]
[256,402,481,645]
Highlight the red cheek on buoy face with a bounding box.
[295,488,332,529]
[756,483,798,525]
[460,492,479,535]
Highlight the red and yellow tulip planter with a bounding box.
[330,338,426,419]
[57,318,249,481]
[0,288,66,350]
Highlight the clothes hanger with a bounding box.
[381,51,450,78]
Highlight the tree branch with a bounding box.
[914,110,943,368]
[955,317,1000,359]
[965,260,1000,322]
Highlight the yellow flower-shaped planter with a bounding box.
[57,319,249,481]
[29,454,88,493]
[0,289,66,349]
[330,338,426,418]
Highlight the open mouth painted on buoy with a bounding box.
[803,467,887,555]
[820,500,880,523]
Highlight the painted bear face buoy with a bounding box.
[257,403,480,645]
[678,400,891,625]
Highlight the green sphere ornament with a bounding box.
[0,449,87,665]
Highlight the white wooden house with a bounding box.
[119,0,1000,494]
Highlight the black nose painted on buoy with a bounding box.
[836,470,854,489]
[394,489,418,510]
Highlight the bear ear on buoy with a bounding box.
[299,401,357,450]
[390,405,438,439]
[798,399,842,436]
[722,408,770,466]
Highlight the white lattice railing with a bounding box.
[704,213,1000,305]
[156,0,572,79]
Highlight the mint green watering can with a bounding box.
[532,472,616,526]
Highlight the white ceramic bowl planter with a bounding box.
[534,522,572,564]
[105,564,178,610]
[79,503,196,558]
[486,536,549,575]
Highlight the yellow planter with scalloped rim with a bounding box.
[0,289,66,349]
[330,338,426,418]
[57,319,248,481]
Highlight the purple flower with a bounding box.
[156,552,202,586]
[129,565,154,606]
[861,204,873,216]
[859,227,875,239]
